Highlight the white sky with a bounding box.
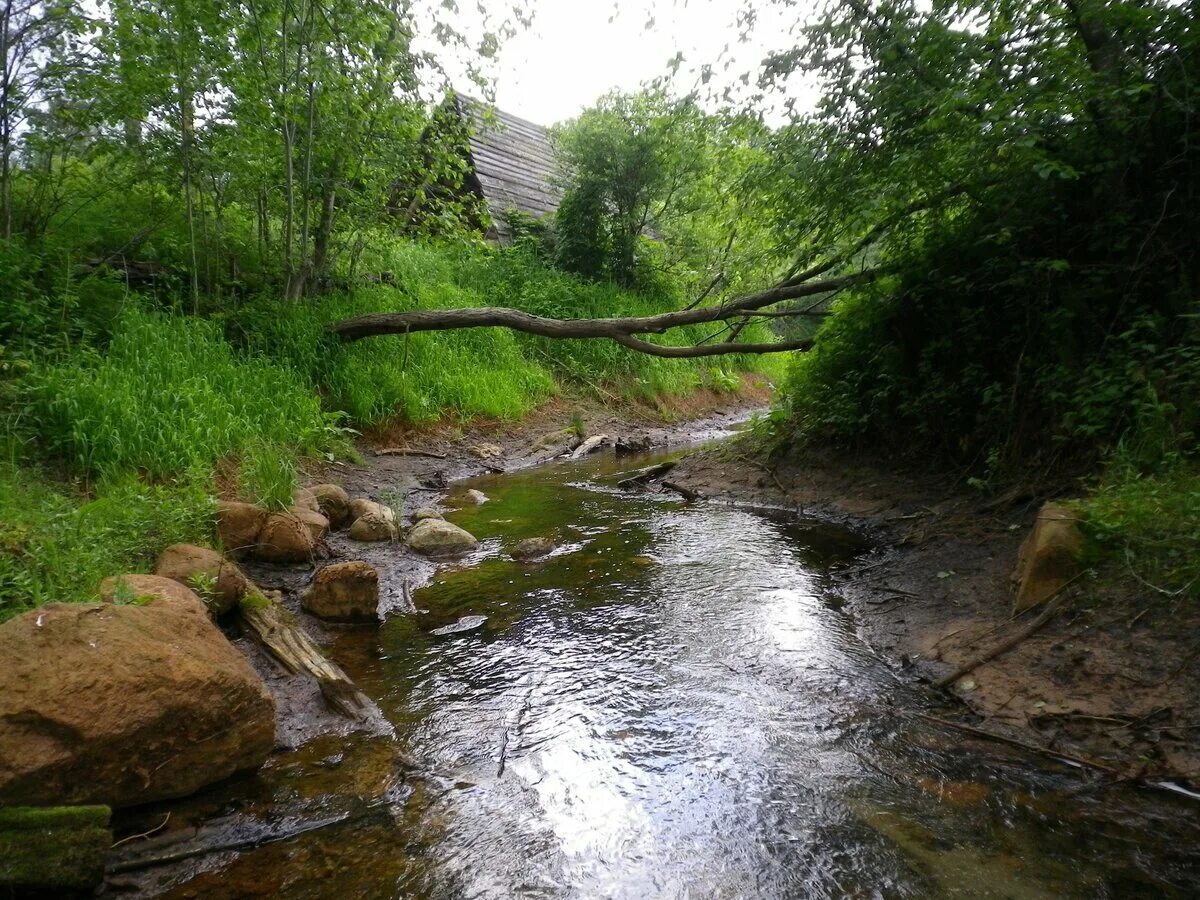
[462,0,820,127]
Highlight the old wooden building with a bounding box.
[456,98,563,243]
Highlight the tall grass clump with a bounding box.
[25,308,346,480]
[0,464,214,622]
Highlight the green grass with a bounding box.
[25,308,347,481]
[1074,462,1200,602]
[0,464,214,622]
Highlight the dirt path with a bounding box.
[670,443,1200,785]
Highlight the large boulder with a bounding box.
[1013,502,1084,613]
[0,598,275,808]
[99,574,203,609]
[216,500,268,558]
[255,511,315,562]
[406,518,478,556]
[308,484,352,529]
[302,562,379,622]
[290,506,330,543]
[154,544,249,617]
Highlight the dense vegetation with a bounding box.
[1,0,1196,617]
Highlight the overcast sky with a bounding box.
[469,0,819,127]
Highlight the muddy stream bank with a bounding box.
[108,412,1200,898]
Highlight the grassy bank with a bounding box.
[0,240,778,622]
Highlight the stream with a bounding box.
[135,447,1200,898]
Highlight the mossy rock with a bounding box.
[0,805,112,892]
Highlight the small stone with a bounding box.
[302,562,379,622]
[463,489,489,505]
[154,544,248,617]
[512,537,556,560]
[406,518,478,556]
[413,507,443,522]
[348,511,397,542]
[216,500,268,558]
[308,484,352,528]
[290,506,330,542]
[255,512,315,562]
[292,487,320,513]
[470,443,503,461]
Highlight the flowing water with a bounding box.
[145,449,1200,898]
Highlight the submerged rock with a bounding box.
[0,598,275,808]
[512,536,556,561]
[463,489,489,505]
[406,518,478,556]
[302,561,380,622]
[1014,502,1083,613]
[309,483,352,528]
[431,615,488,636]
[153,544,249,617]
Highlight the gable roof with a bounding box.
[458,98,563,242]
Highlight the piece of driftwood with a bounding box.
[374,447,447,459]
[661,480,701,502]
[933,574,1083,689]
[911,712,1122,776]
[571,434,611,459]
[107,804,393,875]
[617,460,677,488]
[239,597,371,719]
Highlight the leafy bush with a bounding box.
[1074,463,1200,602]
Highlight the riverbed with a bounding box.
[122,447,1200,897]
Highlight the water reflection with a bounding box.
[151,450,1200,899]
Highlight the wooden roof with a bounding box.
[458,98,562,242]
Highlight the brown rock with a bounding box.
[292,487,320,513]
[406,518,478,556]
[347,511,397,542]
[413,507,442,522]
[302,562,379,621]
[309,484,352,528]
[512,536,556,560]
[216,500,268,558]
[349,498,393,522]
[290,506,330,543]
[255,512,315,563]
[0,601,275,808]
[1014,502,1084,613]
[154,544,248,617]
[99,574,205,611]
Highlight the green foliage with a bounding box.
[25,308,345,478]
[237,443,300,510]
[1074,463,1200,602]
[0,465,214,621]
